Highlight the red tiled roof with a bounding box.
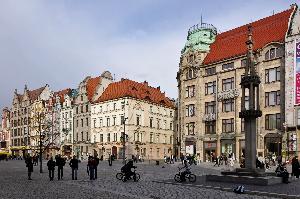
[203,7,295,65]
[95,79,175,108]
[28,86,45,101]
[86,76,101,102]
[52,88,71,104]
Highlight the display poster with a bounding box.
[295,41,300,104]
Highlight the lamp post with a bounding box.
[122,117,128,164]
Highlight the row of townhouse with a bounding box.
[177,4,300,162]
[1,71,176,160]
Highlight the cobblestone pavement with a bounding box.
[0,159,284,199]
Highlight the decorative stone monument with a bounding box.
[237,25,263,174]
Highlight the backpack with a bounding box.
[233,185,245,194]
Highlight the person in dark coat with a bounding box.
[47,157,56,181]
[56,155,65,180]
[292,156,300,178]
[25,155,33,180]
[69,155,79,180]
[87,156,95,180]
[94,155,100,179]
[276,163,290,183]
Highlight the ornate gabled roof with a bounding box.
[95,79,175,109]
[86,76,101,102]
[202,6,295,65]
[52,88,71,104]
[28,86,45,101]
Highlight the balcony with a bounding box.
[202,113,216,122]
[217,88,240,101]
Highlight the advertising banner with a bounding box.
[295,41,300,104]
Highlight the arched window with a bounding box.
[265,47,282,60]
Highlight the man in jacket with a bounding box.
[69,155,79,180]
[25,155,33,180]
[56,155,66,180]
[292,156,300,178]
[94,155,100,179]
[47,157,56,181]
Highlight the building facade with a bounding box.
[177,5,299,162]
[284,4,300,160]
[91,79,176,160]
[73,71,113,160]
[0,108,10,151]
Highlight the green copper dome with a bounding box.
[182,22,217,54]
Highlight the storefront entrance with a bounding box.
[203,141,216,162]
[264,133,282,156]
[220,139,235,156]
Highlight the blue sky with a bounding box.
[0,0,297,110]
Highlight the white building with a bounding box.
[91,79,176,160]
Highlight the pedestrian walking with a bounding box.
[56,155,66,180]
[69,155,79,180]
[108,154,113,166]
[292,156,300,179]
[87,156,95,180]
[94,155,99,179]
[25,155,33,180]
[47,157,56,181]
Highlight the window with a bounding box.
[106,118,110,127]
[86,132,89,141]
[157,119,160,129]
[121,101,125,109]
[186,104,195,117]
[121,116,125,125]
[150,133,154,143]
[81,95,83,101]
[297,110,300,125]
[150,106,153,113]
[81,119,84,127]
[185,85,195,98]
[186,68,196,80]
[112,116,116,126]
[81,105,83,113]
[170,111,173,117]
[205,121,216,134]
[150,118,153,128]
[205,66,216,75]
[205,101,216,114]
[156,134,160,143]
[113,103,116,110]
[265,114,281,130]
[93,119,96,128]
[265,67,280,83]
[222,99,234,112]
[81,132,84,141]
[100,134,103,142]
[170,122,173,130]
[99,118,103,127]
[186,122,195,135]
[222,77,234,91]
[86,118,89,126]
[170,136,173,145]
[241,119,245,132]
[241,59,247,67]
[205,81,216,95]
[136,115,141,126]
[265,47,283,60]
[114,133,117,142]
[222,62,234,70]
[107,133,111,142]
[99,106,102,113]
[265,91,280,106]
[86,104,89,112]
[222,118,234,133]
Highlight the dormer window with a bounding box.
[265,47,282,60]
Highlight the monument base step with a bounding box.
[206,174,282,186]
[221,168,275,177]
